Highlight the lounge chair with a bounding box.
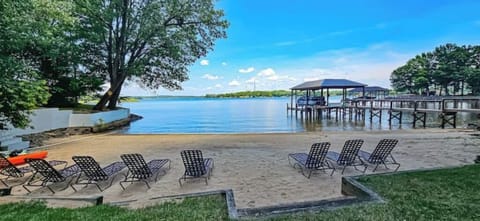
[179,150,214,186]
[326,139,366,174]
[288,142,334,178]
[120,154,170,190]
[0,155,66,187]
[71,156,127,192]
[358,139,400,172]
[22,159,80,194]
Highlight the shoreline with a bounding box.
[8,128,477,209]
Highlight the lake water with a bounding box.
[120,97,479,134]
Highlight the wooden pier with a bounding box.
[287,96,480,129]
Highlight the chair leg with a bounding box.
[382,162,390,170]
[341,166,347,174]
[178,177,183,187]
[95,183,104,192]
[0,178,8,187]
[372,164,380,172]
[119,181,127,190]
[329,167,336,176]
[362,165,368,174]
[144,180,151,189]
[60,178,76,192]
[393,163,401,172]
[71,184,78,192]
[307,170,312,179]
[47,185,56,194]
[22,185,32,194]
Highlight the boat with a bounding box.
[7,150,48,165]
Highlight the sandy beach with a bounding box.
[3,129,480,209]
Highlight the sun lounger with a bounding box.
[326,139,366,174]
[288,142,334,178]
[179,150,214,186]
[358,139,400,172]
[120,153,170,190]
[22,159,80,194]
[0,155,66,187]
[71,156,127,192]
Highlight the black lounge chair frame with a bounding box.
[179,150,214,186]
[120,154,170,190]
[326,139,367,174]
[0,155,66,187]
[359,139,400,172]
[288,142,335,178]
[23,159,80,194]
[71,156,127,192]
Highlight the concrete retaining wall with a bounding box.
[69,108,130,127]
[0,108,130,150]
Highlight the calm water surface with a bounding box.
[120,97,479,134]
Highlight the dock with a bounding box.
[287,96,480,129]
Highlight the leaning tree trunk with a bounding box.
[108,80,124,109]
[93,76,125,110]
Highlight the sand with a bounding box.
[2,129,480,209]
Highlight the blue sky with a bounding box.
[122,0,480,96]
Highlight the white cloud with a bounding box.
[303,77,320,82]
[267,75,296,82]
[221,62,228,66]
[200,60,209,66]
[257,68,275,77]
[267,75,279,81]
[245,77,256,84]
[215,84,223,88]
[202,74,219,80]
[228,80,240,87]
[238,67,255,73]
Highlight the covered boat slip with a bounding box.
[288,78,367,119]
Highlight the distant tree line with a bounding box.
[205,90,348,98]
[206,90,291,98]
[391,43,480,95]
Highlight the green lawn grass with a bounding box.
[0,165,479,221]
[265,164,480,221]
[0,195,227,221]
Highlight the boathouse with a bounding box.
[288,78,367,119]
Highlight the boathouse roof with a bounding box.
[348,86,389,93]
[291,79,367,90]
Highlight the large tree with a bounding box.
[0,0,55,129]
[75,0,228,110]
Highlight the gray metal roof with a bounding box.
[291,79,367,90]
[348,86,389,93]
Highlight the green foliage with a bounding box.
[0,195,228,221]
[0,58,50,130]
[391,44,480,95]
[0,0,104,110]
[47,74,104,107]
